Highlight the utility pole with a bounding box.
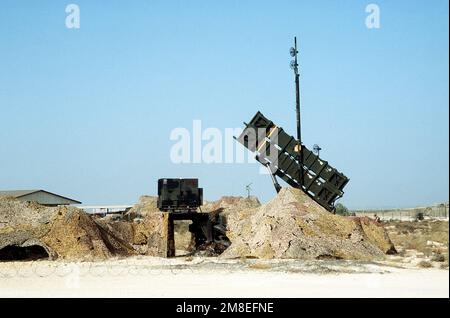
[245,183,252,198]
[290,37,304,188]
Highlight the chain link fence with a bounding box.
[353,203,449,221]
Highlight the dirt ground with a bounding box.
[0,257,448,297]
[384,219,449,269]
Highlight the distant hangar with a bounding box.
[0,189,81,206]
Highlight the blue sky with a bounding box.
[0,0,448,209]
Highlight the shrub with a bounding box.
[418,260,432,268]
[431,254,446,262]
[335,203,349,216]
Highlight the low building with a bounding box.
[0,189,81,206]
[80,205,132,216]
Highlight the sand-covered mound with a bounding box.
[96,213,170,256]
[1,189,397,261]
[203,196,261,228]
[203,196,261,213]
[124,196,159,219]
[0,197,137,261]
[221,188,396,260]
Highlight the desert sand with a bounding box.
[0,257,448,298]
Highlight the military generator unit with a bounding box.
[157,178,203,212]
[156,178,228,257]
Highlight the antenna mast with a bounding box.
[290,37,304,187]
